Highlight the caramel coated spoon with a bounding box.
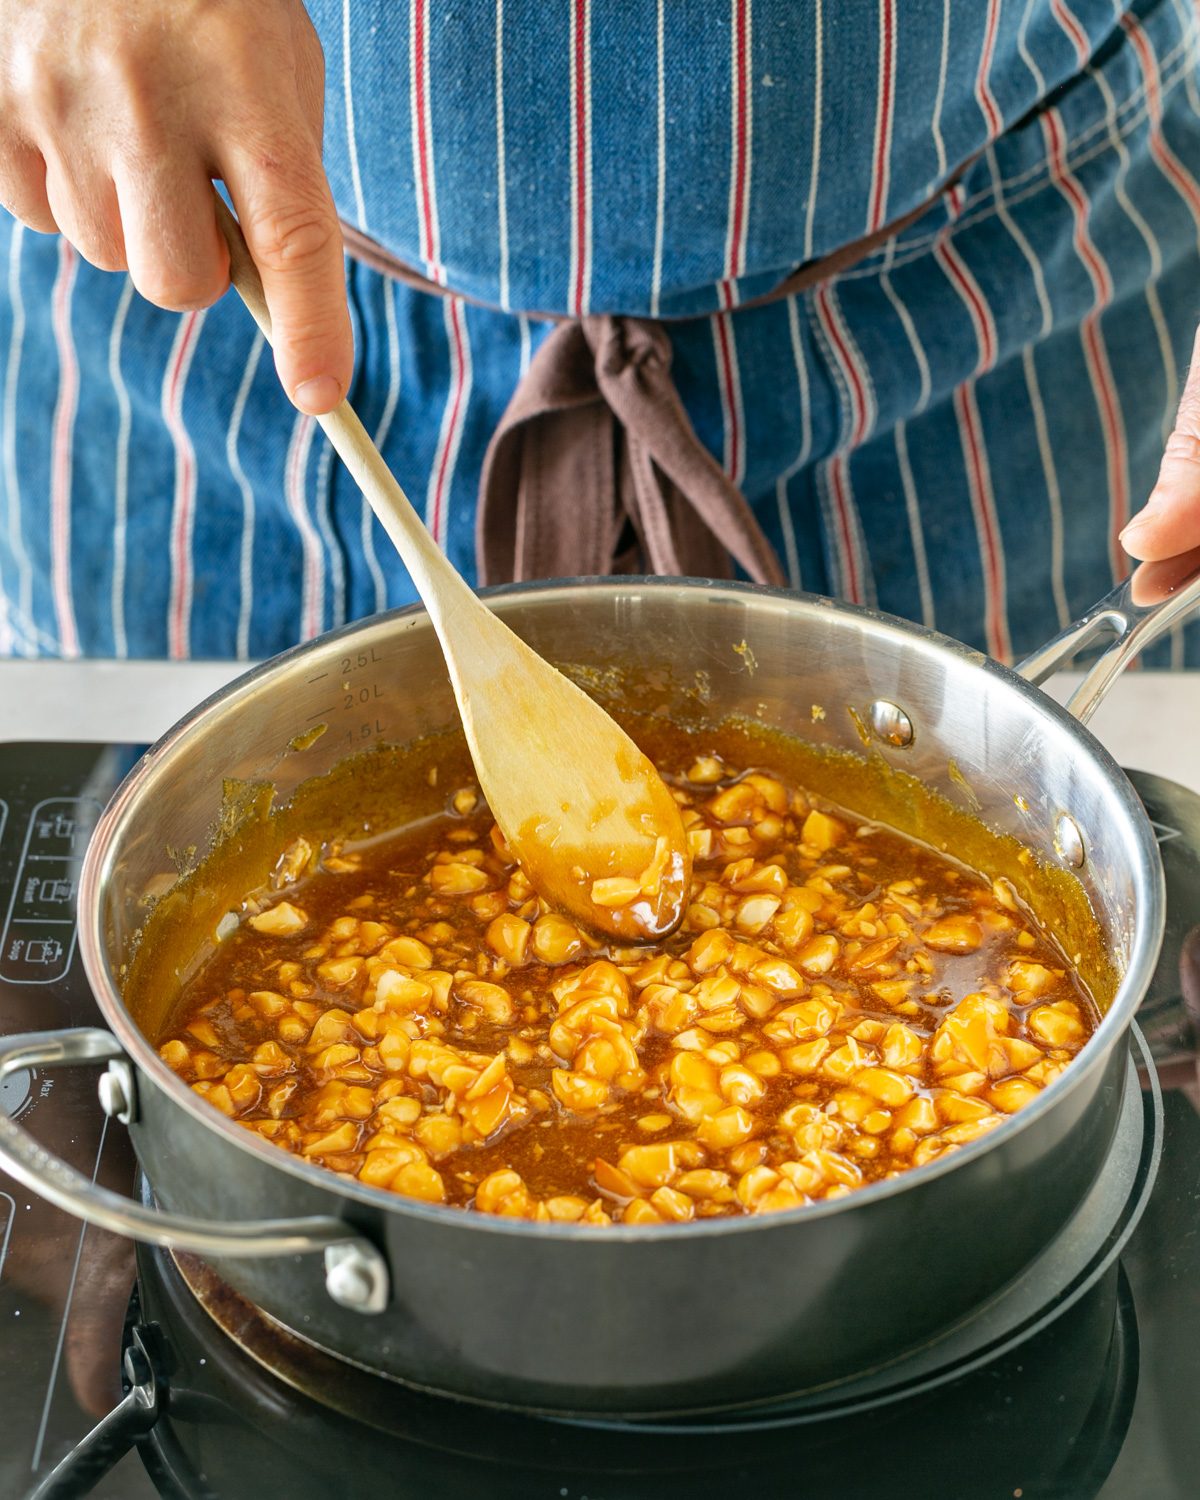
[214,195,690,940]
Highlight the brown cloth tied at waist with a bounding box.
[340,175,953,588]
[476,316,785,586]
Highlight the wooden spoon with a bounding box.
[213,195,691,941]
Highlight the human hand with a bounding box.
[0,0,351,414]
[1122,325,1200,563]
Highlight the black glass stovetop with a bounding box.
[3,741,1200,1500]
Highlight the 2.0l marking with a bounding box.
[333,646,388,745]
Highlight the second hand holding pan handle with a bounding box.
[1016,544,1200,721]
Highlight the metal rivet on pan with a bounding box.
[1054,813,1086,869]
[97,1058,138,1125]
[324,1242,390,1315]
[867,700,914,747]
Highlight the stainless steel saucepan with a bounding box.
[0,555,1197,1416]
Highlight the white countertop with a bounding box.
[0,659,1197,792]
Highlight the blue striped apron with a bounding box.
[1,0,1198,665]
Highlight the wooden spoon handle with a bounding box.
[212,191,470,622]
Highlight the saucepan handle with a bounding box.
[1016,545,1200,723]
[0,1028,390,1314]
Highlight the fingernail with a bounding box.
[292,375,342,414]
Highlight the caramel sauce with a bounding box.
[157,743,1098,1224]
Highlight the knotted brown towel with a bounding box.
[476,315,785,586]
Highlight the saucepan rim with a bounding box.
[77,576,1165,1241]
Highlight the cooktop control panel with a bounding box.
[0,743,149,1500]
